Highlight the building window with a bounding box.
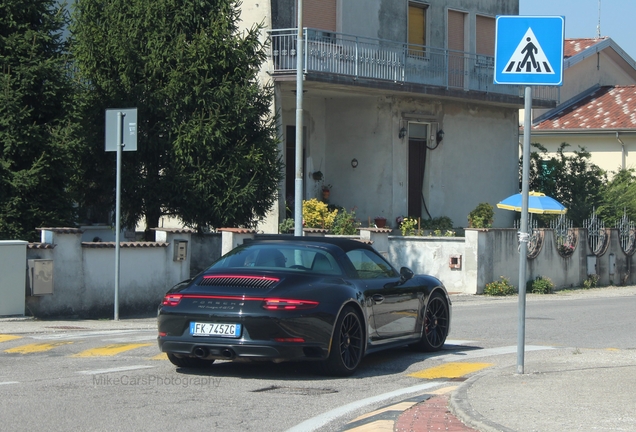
[300,0,336,31]
[476,15,495,66]
[408,2,428,57]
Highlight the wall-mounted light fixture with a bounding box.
[351,158,358,168]
[436,129,445,144]
[399,127,407,139]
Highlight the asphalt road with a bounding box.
[1,286,634,431]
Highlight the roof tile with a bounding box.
[533,85,636,131]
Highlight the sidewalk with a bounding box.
[394,286,636,432]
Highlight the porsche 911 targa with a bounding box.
[158,237,451,376]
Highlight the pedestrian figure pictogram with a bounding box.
[494,15,564,86]
[503,27,554,75]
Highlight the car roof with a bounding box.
[246,236,376,253]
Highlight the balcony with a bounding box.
[269,28,559,105]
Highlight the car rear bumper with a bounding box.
[158,337,328,362]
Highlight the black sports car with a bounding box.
[158,237,451,376]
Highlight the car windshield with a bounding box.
[210,244,342,276]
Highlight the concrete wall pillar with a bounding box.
[218,228,257,255]
[0,241,28,316]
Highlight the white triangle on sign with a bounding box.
[502,27,554,74]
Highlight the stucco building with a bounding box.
[239,0,557,232]
[527,38,636,177]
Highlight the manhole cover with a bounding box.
[252,385,338,396]
[45,326,89,330]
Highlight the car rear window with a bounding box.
[210,245,342,275]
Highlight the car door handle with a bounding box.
[372,294,384,304]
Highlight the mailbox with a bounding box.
[173,240,188,262]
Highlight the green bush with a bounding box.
[331,207,361,235]
[400,217,418,236]
[302,198,338,230]
[278,218,295,234]
[421,216,453,231]
[484,276,516,296]
[527,276,554,294]
[583,274,599,289]
[468,203,494,228]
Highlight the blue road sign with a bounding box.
[494,16,564,86]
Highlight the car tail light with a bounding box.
[262,299,319,310]
[162,294,183,306]
[158,332,167,337]
[274,337,306,343]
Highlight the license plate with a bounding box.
[190,322,241,338]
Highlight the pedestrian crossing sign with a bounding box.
[494,16,564,86]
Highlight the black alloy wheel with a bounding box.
[410,293,449,352]
[322,306,364,376]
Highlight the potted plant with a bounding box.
[374,216,387,228]
[322,184,332,201]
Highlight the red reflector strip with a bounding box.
[274,338,305,343]
[263,299,319,310]
[162,293,318,310]
[158,332,167,337]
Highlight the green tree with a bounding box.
[0,0,77,241]
[526,143,606,226]
[70,0,283,237]
[597,169,636,224]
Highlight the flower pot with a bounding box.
[374,218,387,228]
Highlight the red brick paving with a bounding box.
[394,395,478,432]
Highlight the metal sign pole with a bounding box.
[293,0,304,237]
[517,85,532,373]
[114,111,124,321]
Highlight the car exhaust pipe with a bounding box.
[193,347,208,358]
[221,348,235,359]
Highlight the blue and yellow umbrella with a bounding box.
[497,191,567,214]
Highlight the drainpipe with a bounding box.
[616,132,626,170]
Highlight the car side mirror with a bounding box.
[399,267,414,284]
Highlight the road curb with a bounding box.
[449,370,515,432]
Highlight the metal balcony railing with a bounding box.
[269,28,559,103]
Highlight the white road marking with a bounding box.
[443,339,477,346]
[0,381,19,386]
[434,344,555,361]
[286,382,444,432]
[102,335,157,343]
[77,365,155,375]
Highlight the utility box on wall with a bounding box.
[173,240,188,262]
[28,259,54,295]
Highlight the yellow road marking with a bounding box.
[149,353,167,360]
[344,420,394,431]
[409,362,493,379]
[349,402,416,422]
[72,343,152,357]
[0,335,22,343]
[5,341,73,354]
[71,343,152,357]
[431,385,459,394]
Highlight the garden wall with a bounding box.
[2,226,633,317]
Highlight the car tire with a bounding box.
[166,352,215,368]
[321,306,364,377]
[409,292,449,352]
